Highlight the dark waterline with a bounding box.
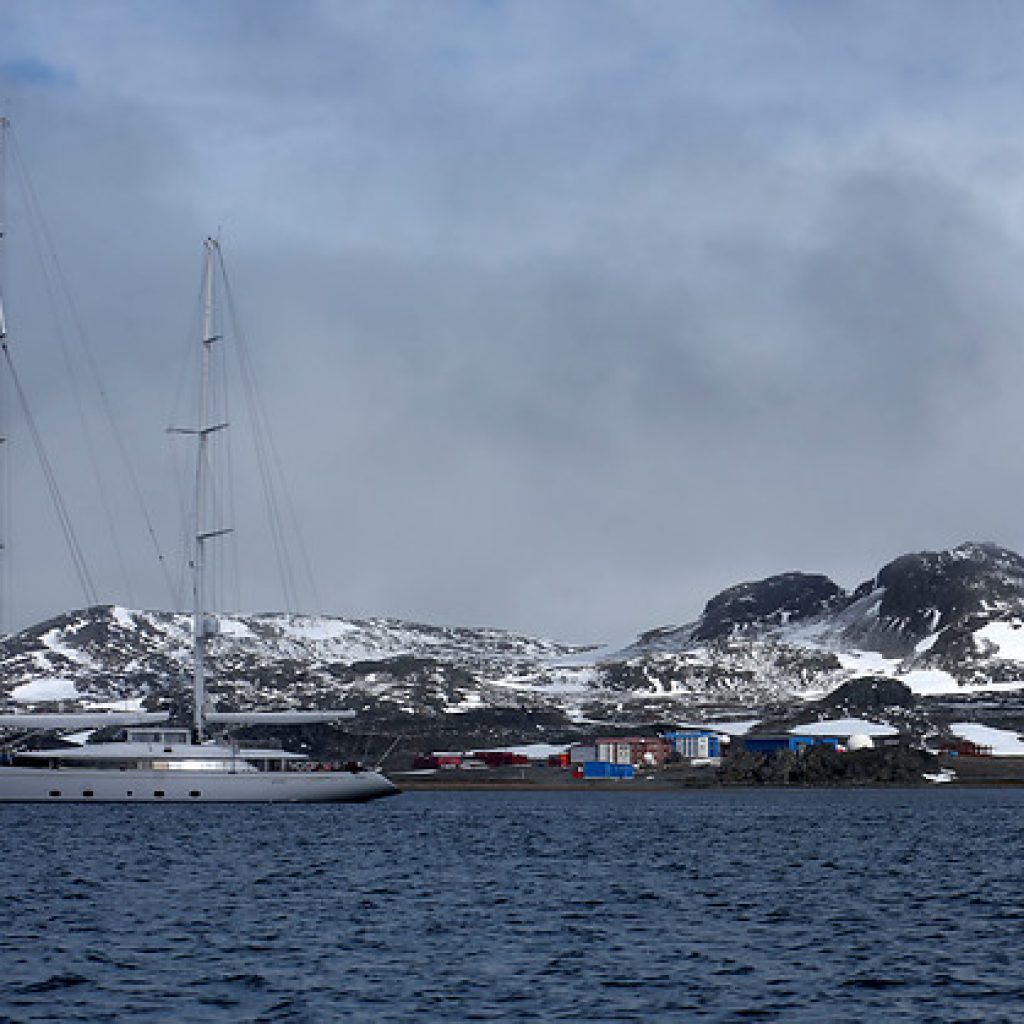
[1,789,1023,1022]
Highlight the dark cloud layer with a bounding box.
[2,1,1024,641]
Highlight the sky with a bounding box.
[3,1,1024,642]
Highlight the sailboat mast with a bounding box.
[193,237,219,741]
[0,118,9,634]
[0,117,7,344]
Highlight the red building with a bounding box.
[939,739,993,757]
[412,753,464,769]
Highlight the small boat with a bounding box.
[0,123,397,802]
[921,768,957,784]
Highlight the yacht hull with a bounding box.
[0,767,399,803]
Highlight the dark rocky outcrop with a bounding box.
[848,542,1024,651]
[819,676,916,714]
[718,744,937,786]
[693,572,845,642]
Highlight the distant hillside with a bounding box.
[3,542,1024,753]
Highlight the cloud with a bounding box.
[0,57,75,89]
[2,1,1024,640]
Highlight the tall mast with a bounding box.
[0,117,9,634]
[0,117,7,345]
[192,237,228,741]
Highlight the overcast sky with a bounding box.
[3,1,1024,642]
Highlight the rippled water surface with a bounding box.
[2,788,1024,1022]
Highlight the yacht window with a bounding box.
[154,759,233,771]
[48,790,60,798]
[189,790,201,798]
[82,790,94,798]
[153,790,165,798]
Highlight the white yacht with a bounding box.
[0,123,398,802]
[0,715,399,803]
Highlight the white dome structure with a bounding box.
[846,733,875,751]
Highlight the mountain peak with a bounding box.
[693,571,844,643]
[864,541,1024,643]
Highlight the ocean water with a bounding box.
[1,788,1023,1023]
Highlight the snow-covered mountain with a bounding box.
[4,542,1024,747]
[616,541,1024,698]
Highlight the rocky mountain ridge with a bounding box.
[3,542,1024,751]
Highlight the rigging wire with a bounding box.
[8,127,181,609]
[220,258,298,611]
[210,268,241,613]
[219,253,323,614]
[1,341,97,606]
[10,141,133,606]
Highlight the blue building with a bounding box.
[582,761,635,780]
[743,735,839,754]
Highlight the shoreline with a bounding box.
[392,755,1024,791]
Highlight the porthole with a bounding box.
[189,790,201,798]
[48,790,60,798]
[153,790,165,798]
[82,790,94,798]
[126,790,133,797]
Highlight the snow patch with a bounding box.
[551,637,639,666]
[12,678,79,702]
[902,669,1024,696]
[490,667,599,694]
[217,617,254,639]
[789,717,898,738]
[111,606,136,630]
[901,669,962,695]
[281,618,360,642]
[690,718,760,735]
[41,629,99,670]
[836,650,902,675]
[949,722,1024,756]
[974,621,1024,661]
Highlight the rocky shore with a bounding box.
[717,744,938,786]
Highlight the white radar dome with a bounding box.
[846,733,874,751]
